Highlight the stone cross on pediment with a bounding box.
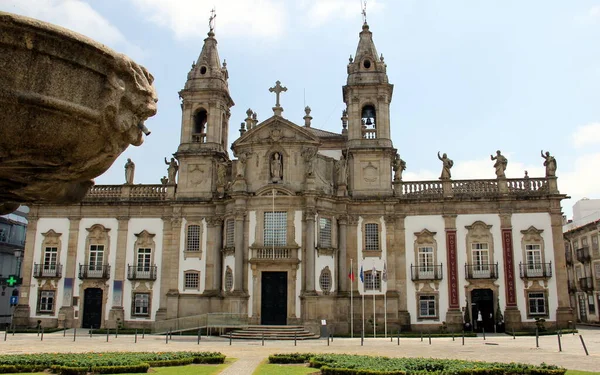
[269,80,287,116]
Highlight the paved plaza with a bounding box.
[1,326,599,374]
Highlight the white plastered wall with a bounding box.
[315,213,336,294]
[357,216,387,296]
[178,218,208,294]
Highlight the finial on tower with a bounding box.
[269,80,287,117]
[209,8,217,32]
[361,0,367,24]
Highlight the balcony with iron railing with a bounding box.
[579,276,594,292]
[576,247,590,263]
[33,263,62,278]
[465,263,499,280]
[519,262,552,279]
[411,264,443,281]
[127,265,157,280]
[78,264,110,279]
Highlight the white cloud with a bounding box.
[0,0,143,59]
[130,0,287,39]
[590,5,600,19]
[571,122,600,148]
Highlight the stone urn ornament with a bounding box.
[0,12,157,213]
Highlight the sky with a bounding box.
[2,0,599,219]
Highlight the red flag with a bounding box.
[349,269,355,282]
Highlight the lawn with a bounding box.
[253,361,318,375]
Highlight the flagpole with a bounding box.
[350,258,354,338]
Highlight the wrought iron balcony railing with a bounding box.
[576,247,590,263]
[579,277,594,292]
[33,263,62,278]
[78,264,110,279]
[127,265,157,280]
[519,262,552,279]
[411,264,443,281]
[465,263,499,279]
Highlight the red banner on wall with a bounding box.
[446,230,459,309]
[502,229,517,307]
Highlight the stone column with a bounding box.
[338,216,348,292]
[206,217,223,294]
[304,208,316,293]
[550,208,574,327]
[499,213,522,330]
[234,211,245,292]
[13,212,38,326]
[443,214,463,330]
[394,215,410,326]
[108,217,128,327]
[155,214,181,321]
[57,217,81,328]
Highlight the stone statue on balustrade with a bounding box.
[393,153,406,181]
[540,150,557,177]
[160,176,168,185]
[164,157,179,185]
[490,150,508,178]
[124,158,135,185]
[270,152,283,182]
[438,151,453,180]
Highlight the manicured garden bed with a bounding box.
[269,354,566,375]
[0,351,225,374]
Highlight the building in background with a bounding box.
[0,206,27,326]
[14,20,571,333]
[563,198,600,323]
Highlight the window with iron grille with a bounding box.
[226,219,235,247]
[38,290,55,313]
[364,270,381,291]
[136,248,151,271]
[365,223,379,251]
[43,247,58,270]
[184,271,199,290]
[318,217,332,248]
[264,211,287,246]
[133,293,150,316]
[319,267,332,294]
[528,292,546,315]
[224,267,233,292]
[419,295,436,318]
[186,225,201,252]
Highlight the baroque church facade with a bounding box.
[14,21,572,334]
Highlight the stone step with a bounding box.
[223,325,320,340]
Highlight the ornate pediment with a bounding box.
[414,229,437,245]
[465,221,492,241]
[232,116,320,149]
[134,230,156,248]
[41,229,62,246]
[86,224,110,241]
[521,226,544,244]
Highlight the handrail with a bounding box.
[153,312,248,334]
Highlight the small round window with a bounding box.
[363,60,371,69]
[200,66,207,75]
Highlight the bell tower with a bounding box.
[343,21,395,197]
[175,13,234,198]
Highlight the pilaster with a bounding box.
[13,213,38,326]
[57,217,81,328]
[338,216,348,292]
[304,207,316,294]
[234,210,245,292]
[443,214,462,330]
[499,213,522,330]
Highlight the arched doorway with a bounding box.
[82,288,103,329]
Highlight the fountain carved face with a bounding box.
[0,12,158,213]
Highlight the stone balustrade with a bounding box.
[84,184,172,201]
[249,246,299,264]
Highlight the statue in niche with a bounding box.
[217,162,227,186]
[237,153,247,178]
[490,150,508,178]
[301,147,318,177]
[336,154,348,185]
[540,150,557,177]
[393,153,406,181]
[124,158,135,185]
[164,157,179,185]
[270,152,283,182]
[438,151,453,180]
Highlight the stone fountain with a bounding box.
[0,12,157,213]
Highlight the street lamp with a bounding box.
[13,250,22,278]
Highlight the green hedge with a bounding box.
[270,354,565,375]
[0,351,224,374]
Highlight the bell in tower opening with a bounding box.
[361,104,376,139]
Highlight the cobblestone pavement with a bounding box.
[0,327,599,374]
